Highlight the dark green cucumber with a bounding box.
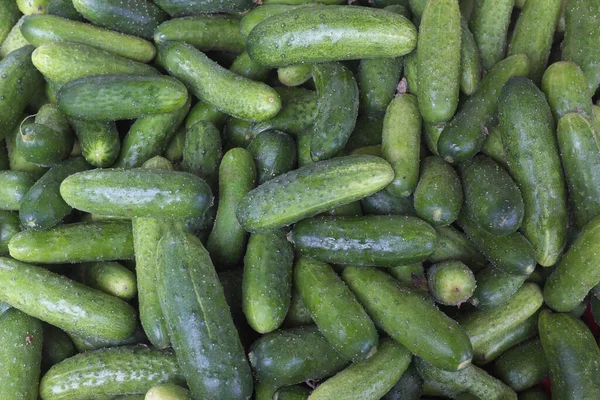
[5,116,48,179]
[69,119,120,167]
[539,310,600,399]
[460,155,524,236]
[152,0,253,16]
[248,326,349,386]
[460,18,481,96]
[273,385,310,400]
[358,57,403,119]
[181,120,222,188]
[429,226,487,272]
[469,0,514,70]
[413,156,462,226]
[255,382,278,400]
[294,257,378,362]
[0,211,20,255]
[41,325,76,372]
[310,62,359,161]
[157,229,253,400]
[480,124,508,169]
[154,15,244,53]
[57,75,188,121]
[0,171,36,211]
[0,256,136,341]
[541,61,592,120]
[278,64,313,87]
[291,215,436,267]
[427,261,476,306]
[383,363,423,400]
[0,0,20,44]
[47,0,83,20]
[72,261,137,300]
[40,346,185,400]
[0,15,29,58]
[284,289,313,327]
[470,264,528,310]
[344,115,384,151]
[66,324,141,353]
[343,266,472,371]
[60,168,213,219]
[246,6,417,67]
[403,50,418,93]
[242,230,294,334]
[163,127,184,163]
[146,383,191,400]
[310,337,411,400]
[17,122,73,168]
[159,41,281,122]
[499,77,568,267]
[361,189,415,216]
[248,130,297,184]
[492,339,548,392]
[237,155,394,232]
[437,54,530,164]
[0,308,43,400]
[389,262,427,291]
[206,148,256,269]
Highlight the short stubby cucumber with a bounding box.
[72,261,137,301]
[181,120,222,187]
[491,338,548,392]
[152,0,254,16]
[427,261,476,307]
[69,119,121,168]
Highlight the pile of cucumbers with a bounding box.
[1,0,600,398]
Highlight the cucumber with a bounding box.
[460,18,481,96]
[60,168,213,219]
[0,16,29,58]
[499,77,568,267]
[294,257,378,362]
[0,308,43,400]
[145,383,191,400]
[0,211,20,255]
[460,155,524,236]
[427,261,476,306]
[206,148,256,269]
[40,346,185,400]
[310,62,359,161]
[383,363,423,400]
[246,6,417,67]
[72,261,137,300]
[248,130,297,184]
[416,0,461,124]
[539,310,600,399]
[429,226,487,272]
[57,75,188,121]
[358,57,402,119]
[17,0,48,14]
[157,229,254,400]
[437,54,530,164]
[422,120,443,156]
[41,325,76,372]
[469,0,514,70]
[154,15,244,53]
[67,324,141,353]
[236,155,394,232]
[46,0,83,19]
[0,171,36,211]
[69,119,120,167]
[389,262,427,291]
[159,41,281,122]
[185,100,228,131]
[247,326,349,386]
[492,338,548,392]
[229,50,270,82]
[480,125,507,169]
[32,41,158,84]
[310,338,412,400]
[343,266,473,371]
[5,116,48,179]
[470,264,528,310]
[381,94,421,197]
[344,115,384,151]
[518,388,550,400]
[163,128,184,163]
[255,382,278,400]
[239,4,302,37]
[274,386,310,400]
[181,120,222,188]
[413,156,462,226]
[17,122,72,167]
[284,289,313,328]
[278,64,313,87]
[152,0,253,16]
[291,215,436,267]
[0,0,20,44]
[223,117,253,149]
[541,61,592,120]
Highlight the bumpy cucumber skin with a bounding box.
[292,215,437,267]
[358,57,403,119]
[429,226,487,272]
[0,171,36,211]
[246,6,417,67]
[416,0,461,124]
[237,155,393,232]
[73,261,137,300]
[157,230,253,400]
[248,326,349,386]
[460,18,481,96]
[437,54,529,164]
[248,130,297,185]
[40,346,185,400]
[284,289,313,328]
[153,0,253,16]
[492,339,547,392]
[0,308,43,400]
[0,15,29,58]
[471,265,528,310]
[427,261,476,306]
[499,77,567,267]
[181,120,222,187]
[539,310,600,399]
[61,168,213,219]
[343,266,473,372]
[0,211,20,255]
[159,41,281,123]
[469,0,514,70]
[70,119,121,167]
[541,61,592,120]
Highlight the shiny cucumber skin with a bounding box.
[294,257,378,362]
[157,229,253,400]
[60,168,213,219]
[0,211,20,255]
[471,265,528,310]
[492,339,547,392]
[246,6,417,67]
[291,215,437,267]
[460,18,481,96]
[539,310,600,399]
[310,62,359,161]
[0,308,43,400]
[70,119,121,167]
[19,156,91,231]
[5,117,48,179]
[152,0,254,16]
[416,0,461,124]
[361,189,414,217]
[358,57,403,119]
[437,54,529,164]
[541,61,592,120]
[229,51,270,82]
[236,155,393,232]
[248,130,297,185]
[0,171,36,211]
[39,346,185,400]
[469,0,514,70]
[146,383,191,400]
[498,77,568,267]
[0,257,137,341]
[72,261,137,300]
[20,14,156,62]
[343,266,473,371]
[57,74,188,121]
[159,41,281,122]
[16,122,72,168]
[310,338,412,400]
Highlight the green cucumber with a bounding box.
[470,264,528,310]
[0,16,29,58]
[159,41,281,122]
[0,171,36,211]
[437,54,530,164]
[255,382,278,400]
[294,257,378,362]
[274,386,310,400]
[383,363,423,400]
[181,120,222,188]
[422,122,443,156]
[360,189,413,216]
[539,310,600,399]
[248,130,297,184]
[17,122,72,168]
[145,383,191,400]
[17,0,48,14]
[224,117,253,149]
[278,64,313,87]
[343,266,472,371]
[185,100,228,131]
[236,155,393,232]
[518,388,550,400]
[0,211,20,255]
[60,168,213,219]
[69,119,120,167]
[291,215,436,267]
[541,61,592,120]
[460,18,481,96]
[469,0,514,70]
[0,141,7,170]
[40,346,185,400]
[358,57,402,119]
[389,262,427,291]
[480,125,507,169]
[413,156,462,226]
[229,50,270,82]
[0,0,20,44]
[46,0,83,19]
[72,261,137,300]
[5,116,48,179]
[427,261,476,306]
[239,4,302,37]
[248,326,349,386]
[492,339,548,392]
[246,6,417,67]
[429,226,487,272]
[162,128,184,163]
[157,229,253,400]
[284,289,313,327]
[152,0,253,16]
[344,115,384,151]
[499,77,568,266]
[41,325,76,372]
[67,326,141,353]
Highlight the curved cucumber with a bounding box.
[541,61,592,120]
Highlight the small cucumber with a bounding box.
[389,262,427,291]
[185,100,228,131]
[69,119,120,167]
[460,18,482,96]
[291,215,437,267]
[181,120,222,188]
[41,325,76,372]
[229,51,270,82]
[72,261,137,301]
[383,363,423,400]
[17,121,73,168]
[152,0,253,16]
[343,266,473,371]
[0,171,36,211]
[46,0,83,19]
[248,130,297,184]
[0,0,20,44]
[469,0,514,70]
[17,0,48,14]
[145,383,191,400]
[358,57,403,119]
[0,211,20,255]
[541,61,592,120]
[480,125,508,169]
[278,64,313,87]
[470,264,528,310]
[429,226,487,272]
[492,339,548,392]
[427,261,476,307]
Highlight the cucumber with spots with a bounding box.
[248,130,297,185]
[427,261,476,307]
[278,64,313,87]
[480,125,507,169]
[5,117,48,179]
[492,339,548,392]
[469,0,514,70]
[357,57,402,119]
[0,0,20,44]
[181,120,222,189]
[429,226,487,272]
[383,363,423,400]
[460,18,481,96]
[41,325,76,372]
[239,4,304,37]
[361,189,414,216]
[470,264,528,310]
[229,51,270,82]
[541,61,592,120]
